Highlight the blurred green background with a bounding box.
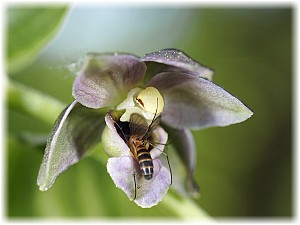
[6,5,292,218]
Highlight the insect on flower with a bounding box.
[37,49,253,208]
[111,99,172,200]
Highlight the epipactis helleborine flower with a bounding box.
[37,49,253,208]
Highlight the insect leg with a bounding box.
[162,148,172,185]
[151,144,172,185]
[132,172,137,201]
[130,156,137,201]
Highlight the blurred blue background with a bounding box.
[7,5,292,218]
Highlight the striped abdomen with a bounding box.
[137,147,153,180]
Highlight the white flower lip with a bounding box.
[103,111,170,208]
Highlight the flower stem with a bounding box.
[7,81,65,125]
[162,190,212,220]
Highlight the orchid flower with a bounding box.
[37,49,253,208]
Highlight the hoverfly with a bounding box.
[111,100,172,200]
[128,112,160,180]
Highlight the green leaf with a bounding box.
[161,190,212,219]
[37,101,106,191]
[7,6,68,74]
[7,81,65,125]
[7,136,43,217]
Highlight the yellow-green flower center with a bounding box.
[116,86,164,123]
[135,87,164,114]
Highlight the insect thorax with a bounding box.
[129,136,150,155]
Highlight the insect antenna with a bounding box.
[152,107,184,147]
[142,98,159,140]
[148,136,174,147]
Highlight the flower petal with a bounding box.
[37,100,105,191]
[141,49,213,81]
[107,156,135,200]
[150,126,168,159]
[171,128,200,197]
[134,158,171,208]
[102,112,131,157]
[147,72,253,129]
[73,53,146,108]
[107,156,171,208]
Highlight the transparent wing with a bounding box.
[129,113,149,138]
[130,113,162,140]
[145,115,161,139]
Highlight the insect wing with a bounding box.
[129,113,149,138]
[143,115,161,140]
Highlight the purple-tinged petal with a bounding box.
[134,158,171,208]
[37,100,105,191]
[150,126,168,159]
[73,53,146,109]
[107,156,171,208]
[171,128,200,197]
[147,72,253,129]
[107,156,136,200]
[141,49,213,81]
